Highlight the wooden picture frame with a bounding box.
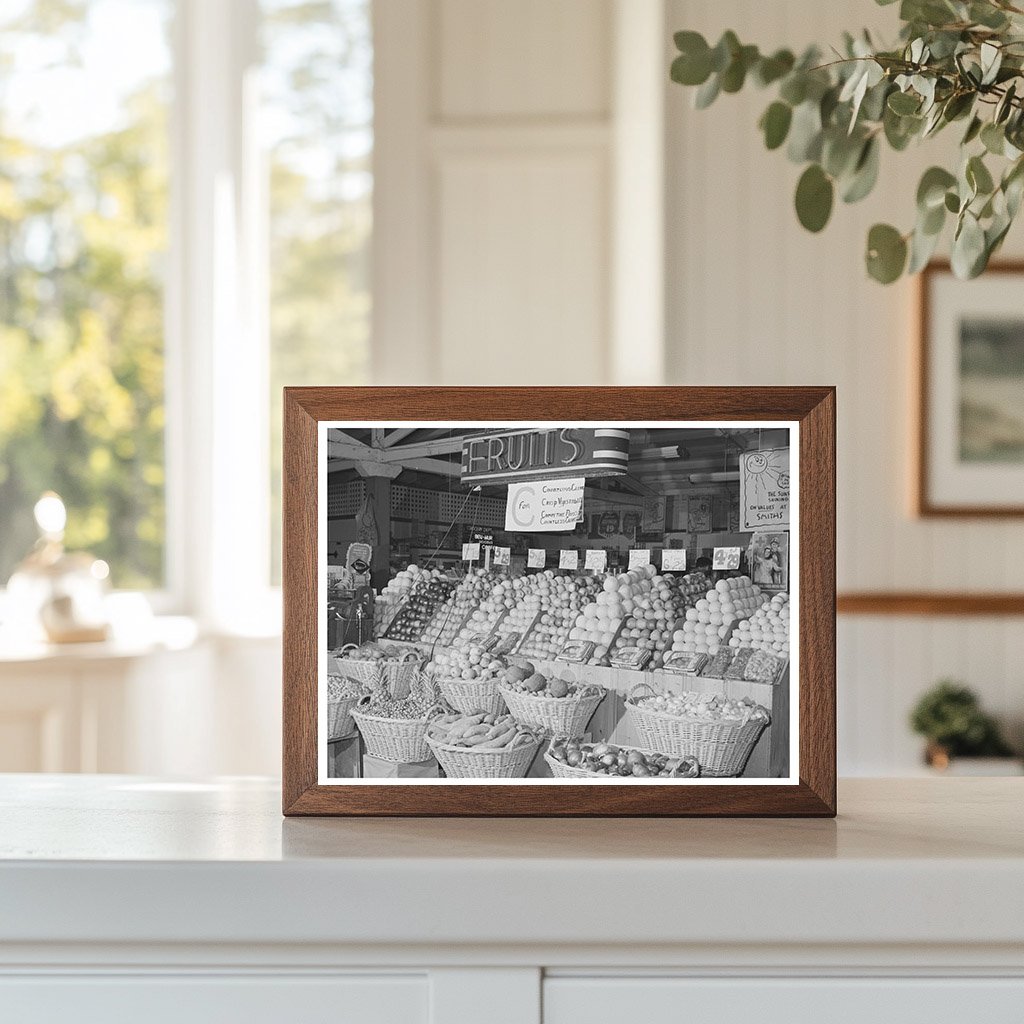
[283,387,836,817]
[916,260,1024,517]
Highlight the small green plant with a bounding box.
[670,0,1024,283]
[910,680,1014,756]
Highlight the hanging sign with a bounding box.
[628,549,651,569]
[463,428,629,485]
[661,548,687,571]
[559,549,579,570]
[527,548,546,568]
[584,549,607,572]
[461,542,480,562]
[740,447,790,531]
[492,546,511,566]
[713,546,741,570]
[504,477,585,532]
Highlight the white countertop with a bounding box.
[1,775,1023,956]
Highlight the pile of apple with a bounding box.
[669,576,763,657]
[730,592,790,657]
[517,572,601,660]
[548,739,698,778]
[431,643,508,682]
[384,575,456,642]
[499,663,577,699]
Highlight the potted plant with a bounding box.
[909,680,1020,773]
[670,0,1024,283]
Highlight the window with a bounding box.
[261,0,372,581]
[0,0,172,589]
[0,0,373,616]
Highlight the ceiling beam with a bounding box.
[327,438,372,461]
[382,436,464,459]
[384,428,416,446]
[399,456,462,477]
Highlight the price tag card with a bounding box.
[527,548,546,568]
[492,546,511,566]
[559,549,579,570]
[713,546,741,570]
[610,647,652,670]
[584,549,607,571]
[491,632,521,656]
[462,542,481,562]
[661,548,687,571]
[662,651,708,676]
[628,548,651,569]
[462,631,498,651]
[556,639,595,664]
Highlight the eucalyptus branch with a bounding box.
[670,0,1024,283]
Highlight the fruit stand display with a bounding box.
[344,564,791,780]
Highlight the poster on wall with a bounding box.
[641,495,666,533]
[687,495,713,533]
[740,447,790,531]
[748,531,789,590]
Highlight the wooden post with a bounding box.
[365,476,392,590]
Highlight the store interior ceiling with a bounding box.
[326,427,776,496]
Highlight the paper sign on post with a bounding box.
[527,548,546,568]
[462,542,480,561]
[713,546,741,570]
[559,549,579,570]
[492,546,511,566]
[505,477,585,532]
[584,549,607,572]
[740,447,790,531]
[661,548,687,571]
[628,549,651,569]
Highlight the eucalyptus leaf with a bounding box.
[888,90,921,115]
[962,115,983,145]
[981,121,1005,155]
[760,102,793,150]
[842,137,881,203]
[908,221,943,273]
[694,73,721,109]
[787,100,823,162]
[967,154,995,195]
[952,212,987,278]
[866,223,908,283]
[917,166,957,210]
[754,49,795,87]
[710,31,740,74]
[795,164,834,232]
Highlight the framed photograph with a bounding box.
[283,387,835,817]
[918,261,1024,516]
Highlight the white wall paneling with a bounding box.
[373,0,667,385]
[664,0,1024,774]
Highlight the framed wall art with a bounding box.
[283,387,836,816]
[917,261,1024,516]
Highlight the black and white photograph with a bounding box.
[319,423,796,785]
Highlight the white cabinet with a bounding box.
[544,977,1024,1024]
[0,975,428,1024]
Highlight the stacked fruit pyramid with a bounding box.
[516,571,603,661]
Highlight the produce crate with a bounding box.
[543,739,700,780]
[426,732,540,779]
[499,683,606,739]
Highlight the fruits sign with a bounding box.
[461,427,629,485]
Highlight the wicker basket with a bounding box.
[436,675,506,716]
[625,682,769,777]
[426,731,540,779]
[334,645,423,698]
[499,683,605,738]
[543,739,700,780]
[351,702,439,763]
[327,695,362,740]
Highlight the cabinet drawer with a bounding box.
[0,974,427,1024]
[544,977,1024,1023]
